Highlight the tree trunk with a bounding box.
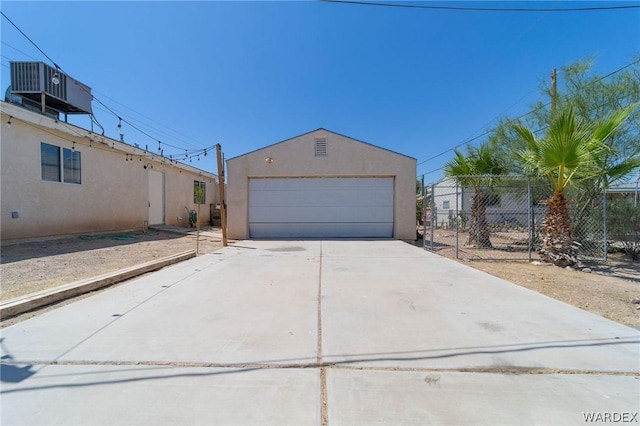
[540,192,577,266]
[466,192,492,248]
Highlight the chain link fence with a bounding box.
[416,175,609,262]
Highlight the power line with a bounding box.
[319,0,640,12]
[91,102,204,153]
[1,39,205,150]
[2,112,217,172]
[0,11,61,69]
[0,12,214,158]
[1,39,201,149]
[91,88,206,149]
[1,41,41,62]
[417,92,638,179]
[93,84,213,157]
[418,131,491,166]
[416,58,640,167]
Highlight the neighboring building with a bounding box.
[606,181,640,204]
[430,177,462,228]
[227,128,416,239]
[1,67,217,243]
[426,177,547,230]
[420,177,468,229]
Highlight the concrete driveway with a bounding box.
[1,240,638,425]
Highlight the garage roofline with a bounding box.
[227,128,417,162]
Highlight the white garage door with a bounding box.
[249,177,394,238]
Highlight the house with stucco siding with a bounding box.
[1,99,218,243]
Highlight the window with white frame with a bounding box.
[194,180,206,204]
[41,142,81,184]
[443,200,450,209]
[315,138,327,157]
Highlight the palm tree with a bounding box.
[444,143,506,248]
[512,105,636,266]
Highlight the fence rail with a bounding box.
[417,175,609,262]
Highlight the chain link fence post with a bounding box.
[527,177,532,262]
[430,183,435,251]
[603,190,608,262]
[422,175,426,249]
[455,177,459,259]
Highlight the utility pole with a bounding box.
[216,144,228,246]
[551,68,557,118]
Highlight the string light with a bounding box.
[3,95,214,169]
[0,9,404,169]
[2,112,221,178]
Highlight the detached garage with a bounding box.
[227,129,417,240]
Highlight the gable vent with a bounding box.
[315,138,327,157]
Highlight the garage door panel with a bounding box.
[249,178,393,238]
[250,222,394,239]
[250,187,392,205]
[251,192,393,212]
[249,205,394,223]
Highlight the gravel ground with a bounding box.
[2,228,638,329]
[1,229,223,302]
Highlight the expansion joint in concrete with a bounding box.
[3,360,637,378]
[317,241,328,425]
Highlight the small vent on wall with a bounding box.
[315,138,327,157]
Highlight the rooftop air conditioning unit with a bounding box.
[10,61,93,116]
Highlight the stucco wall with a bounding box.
[1,105,217,243]
[227,129,416,240]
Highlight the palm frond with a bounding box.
[602,156,640,187]
[593,103,638,144]
[510,106,634,195]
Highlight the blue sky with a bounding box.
[1,1,638,181]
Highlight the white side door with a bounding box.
[148,170,165,225]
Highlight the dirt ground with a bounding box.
[1,228,223,302]
[1,228,638,329]
[416,229,640,329]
